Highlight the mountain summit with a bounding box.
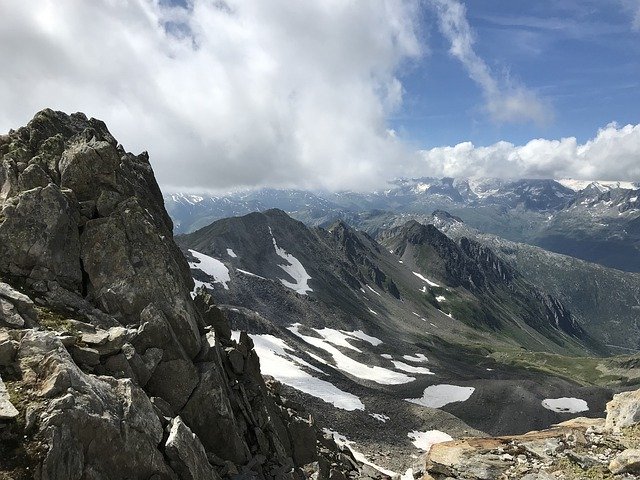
[0,110,367,479]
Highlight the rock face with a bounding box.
[385,220,584,338]
[605,388,640,432]
[421,388,640,480]
[0,110,369,479]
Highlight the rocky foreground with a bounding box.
[0,110,381,479]
[1,109,639,480]
[419,388,640,479]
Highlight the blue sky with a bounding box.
[394,0,640,148]
[1,1,639,190]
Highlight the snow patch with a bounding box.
[236,268,266,280]
[403,353,429,363]
[231,331,363,411]
[324,429,397,477]
[413,272,440,287]
[435,295,446,302]
[369,413,390,423]
[188,249,230,290]
[408,430,452,452]
[289,324,415,385]
[541,397,589,413]
[366,285,382,296]
[391,360,434,375]
[346,330,383,346]
[269,227,312,294]
[406,384,475,408]
[315,328,362,353]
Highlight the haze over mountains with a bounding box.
[165,177,640,272]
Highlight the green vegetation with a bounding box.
[552,457,616,480]
[0,380,46,480]
[488,349,640,386]
[36,307,82,343]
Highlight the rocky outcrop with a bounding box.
[0,110,369,479]
[606,389,640,432]
[387,220,585,338]
[420,387,640,480]
[0,375,18,420]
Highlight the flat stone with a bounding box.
[0,297,25,327]
[81,330,109,346]
[0,282,37,322]
[0,375,19,420]
[71,345,101,367]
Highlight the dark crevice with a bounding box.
[78,231,90,298]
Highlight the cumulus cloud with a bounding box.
[420,122,640,181]
[429,0,552,125]
[0,0,422,192]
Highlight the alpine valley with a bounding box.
[169,177,640,474]
[1,111,640,480]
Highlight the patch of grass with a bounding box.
[621,424,640,449]
[36,307,83,345]
[0,380,46,479]
[551,457,615,480]
[488,349,640,386]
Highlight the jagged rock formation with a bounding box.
[420,387,640,479]
[383,220,584,338]
[0,110,378,480]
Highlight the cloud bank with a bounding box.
[0,1,637,192]
[0,0,422,191]
[429,0,552,125]
[420,122,640,181]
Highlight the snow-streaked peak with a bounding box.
[557,179,638,191]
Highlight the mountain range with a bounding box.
[175,207,640,473]
[2,110,640,479]
[165,176,640,272]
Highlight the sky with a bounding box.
[0,0,639,192]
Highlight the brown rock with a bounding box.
[609,449,640,475]
[605,388,640,431]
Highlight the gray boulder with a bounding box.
[17,330,175,479]
[0,331,19,366]
[0,185,82,290]
[609,449,640,475]
[165,416,222,480]
[0,374,19,420]
[180,361,251,465]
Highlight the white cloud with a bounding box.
[420,122,640,181]
[630,0,640,30]
[619,0,640,30]
[0,0,422,192]
[429,0,552,125]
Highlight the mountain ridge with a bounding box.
[164,176,640,272]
